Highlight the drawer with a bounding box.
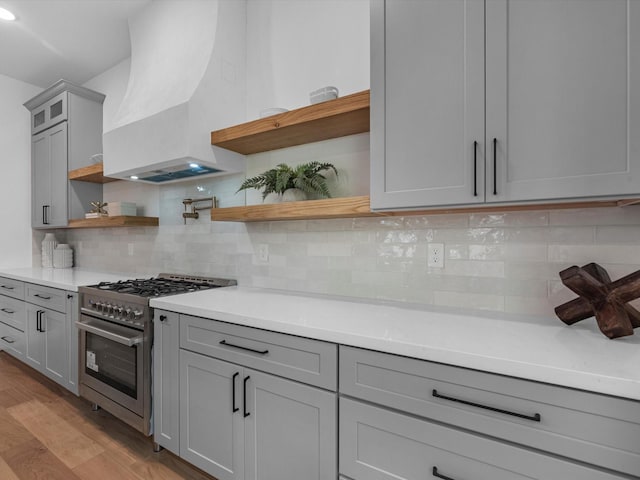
[0,277,25,300]
[340,398,626,480]
[0,321,25,361]
[26,283,67,313]
[340,346,640,477]
[180,315,337,390]
[0,296,25,331]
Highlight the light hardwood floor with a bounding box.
[0,352,216,480]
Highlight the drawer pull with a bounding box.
[232,372,239,413]
[1,336,15,344]
[1,308,15,314]
[219,340,269,355]
[0,285,14,290]
[34,294,52,300]
[432,389,541,422]
[432,467,456,480]
[472,140,478,197]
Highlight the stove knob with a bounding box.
[115,306,124,317]
[95,302,104,312]
[106,303,114,315]
[133,309,144,319]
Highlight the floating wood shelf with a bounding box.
[67,216,159,229]
[211,196,640,223]
[210,90,370,154]
[68,163,119,184]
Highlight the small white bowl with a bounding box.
[310,86,339,104]
[259,108,288,118]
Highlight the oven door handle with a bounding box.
[76,318,144,347]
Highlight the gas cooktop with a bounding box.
[84,273,237,298]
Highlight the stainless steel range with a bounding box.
[77,273,236,435]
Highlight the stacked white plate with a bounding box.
[53,244,73,269]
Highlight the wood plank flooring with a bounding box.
[0,352,217,480]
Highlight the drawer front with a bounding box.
[26,284,67,313]
[0,296,25,331]
[0,277,25,300]
[180,315,337,390]
[0,321,26,361]
[340,398,626,480]
[340,346,640,477]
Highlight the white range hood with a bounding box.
[103,0,246,183]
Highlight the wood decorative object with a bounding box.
[555,263,640,339]
[211,90,370,154]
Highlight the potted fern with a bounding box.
[237,162,338,202]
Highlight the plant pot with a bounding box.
[282,188,307,202]
[263,193,282,204]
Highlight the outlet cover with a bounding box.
[258,244,269,263]
[427,243,444,268]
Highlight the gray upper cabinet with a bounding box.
[371,0,640,210]
[24,80,105,228]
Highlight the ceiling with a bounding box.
[0,0,150,88]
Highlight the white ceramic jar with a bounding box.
[41,233,58,268]
[53,244,73,269]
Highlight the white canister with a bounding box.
[41,233,58,268]
[53,244,73,269]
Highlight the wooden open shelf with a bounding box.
[211,90,370,154]
[211,195,640,223]
[67,216,159,229]
[68,163,119,184]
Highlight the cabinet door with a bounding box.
[31,122,68,228]
[486,0,640,202]
[370,0,485,210]
[154,310,180,454]
[42,308,68,385]
[65,292,78,395]
[25,304,45,370]
[244,369,337,480]
[180,350,244,480]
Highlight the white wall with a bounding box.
[246,0,370,119]
[0,74,40,268]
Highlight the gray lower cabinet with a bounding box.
[19,282,78,394]
[179,349,337,480]
[340,345,639,479]
[153,310,180,454]
[0,277,26,360]
[0,321,25,360]
[340,397,627,480]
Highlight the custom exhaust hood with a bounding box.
[103,0,246,184]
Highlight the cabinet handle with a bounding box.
[232,372,239,413]
[432,389,541,422]
[43,205,50,225]
[34,294,52,300]
[243,376,250,418]
[1,308,15,314]
[159,315,167,322]
[67,294,73,300]
[0,285,14,290]
[36,310,42,332]
[472,141,478,197]
[219,340,269,355]
[492,138,497,195]
[432,466,456,480]
[1,336,15,344]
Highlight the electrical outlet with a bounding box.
[258,244,269,263]
[427,243,444,268]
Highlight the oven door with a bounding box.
[77,314,145,415]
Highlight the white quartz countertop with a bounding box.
[151,287,640,402]
[0,267,133,291]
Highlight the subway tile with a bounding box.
[433,291,505,312]
[444,260,505,278]
[469,211,548,227]
[404,214,469,229]
[549,206,640,226]
[595,226,640,244]
[547,244,640,265]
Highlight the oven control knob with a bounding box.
[106,303,114,315]
[115,306,124,317]
[133,309,143,319]
[95,302,104,312]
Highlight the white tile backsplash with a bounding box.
[46,200,640,318]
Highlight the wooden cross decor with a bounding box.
[555,263,640,339]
